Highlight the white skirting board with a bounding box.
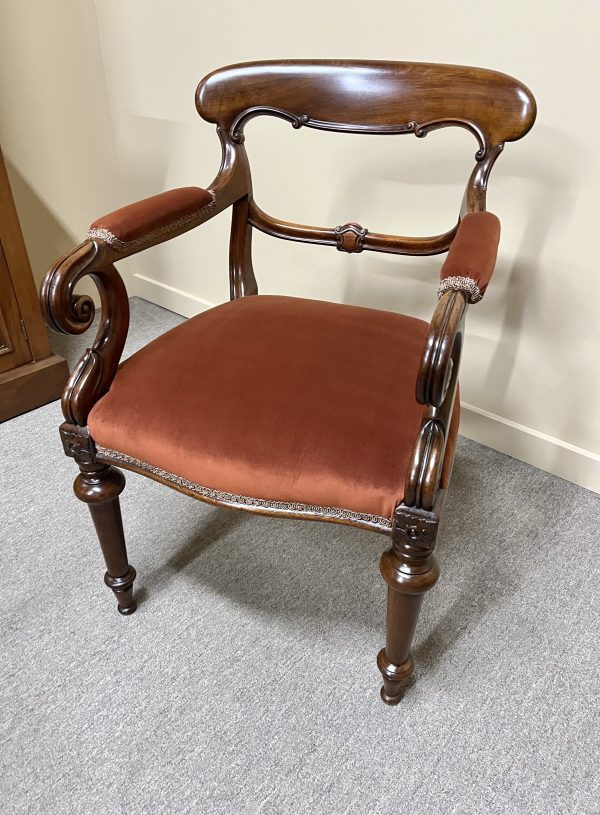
[132,273,215,318]
[131,272,600,496]
[459,403,600,494]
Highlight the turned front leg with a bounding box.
[74,463,137,615]
[377,508,440,705]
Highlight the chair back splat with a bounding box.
[196,59,536,296]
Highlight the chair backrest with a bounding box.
[196,60,536,296]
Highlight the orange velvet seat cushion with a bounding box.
[88,295,459,531]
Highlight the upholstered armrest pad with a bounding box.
[87,187,216,252]
[438,211,501,303]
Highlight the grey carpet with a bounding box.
[1,297,599,815]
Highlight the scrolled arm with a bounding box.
[40,186,215,427]
[401,211,501,513]
[403,290,467,511]
[86,186,217,259]
[41,240,129,427]
[417,209,500,409]
[41,120,252,427]
[40,168,243,426]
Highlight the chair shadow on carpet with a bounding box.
[133,452,520,671]
[412,557,516,674]
[412,453,521,673]
[136,507,247,605]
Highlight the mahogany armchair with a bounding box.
[41,61,535,704]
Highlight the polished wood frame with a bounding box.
[40,60,535,704]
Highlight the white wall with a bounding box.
[1,0,599,492]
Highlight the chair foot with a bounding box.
[105,566,137,615]
[377,649,414,705]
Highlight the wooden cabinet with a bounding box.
[0,146,68,421]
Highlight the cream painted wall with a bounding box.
[0,0,124,301]
[1,0,599,491]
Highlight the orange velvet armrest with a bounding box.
[87,187,216,252]
[438,211,501,303]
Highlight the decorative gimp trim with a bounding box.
[95,445,393,534]
[438,276,482,303]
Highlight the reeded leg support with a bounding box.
[74,462,137,615]
[377,508,440,704]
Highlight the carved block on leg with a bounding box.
[74,462,137,615]
[377,507,441,704]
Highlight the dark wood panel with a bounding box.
[0,354,68,422]
[0,144,68,417]
[0,148,54,360]
[0,240,31,373]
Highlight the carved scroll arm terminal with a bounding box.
[40,240,129,427]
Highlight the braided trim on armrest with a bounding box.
[87,192,216,252]
[439,211,500,304]
[437,275,482,303]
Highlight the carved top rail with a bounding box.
[197,60,536,152]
